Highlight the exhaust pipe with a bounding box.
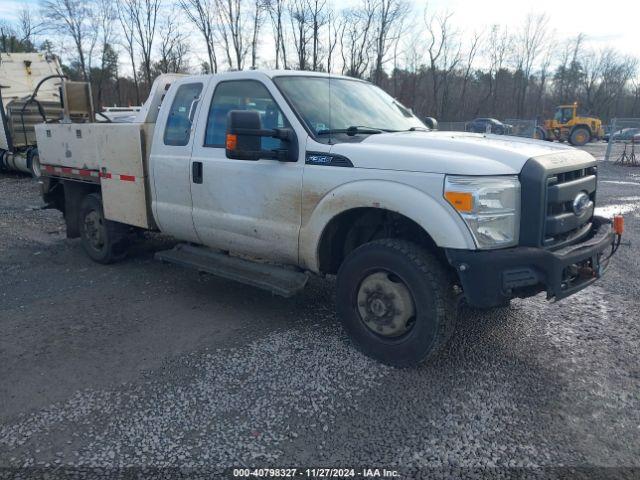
[0,148,40,177]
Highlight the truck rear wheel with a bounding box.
[79,193,128,264]
[569,127,590,146]
[336,239,456,367]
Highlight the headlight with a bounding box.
[444,175,520,249]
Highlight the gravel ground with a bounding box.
[1,144,639,479]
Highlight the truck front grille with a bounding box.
[543,166,597,248]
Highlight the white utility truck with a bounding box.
[35,71,622,366]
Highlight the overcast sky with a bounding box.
[427,0,638,57]
[2,0,638,64]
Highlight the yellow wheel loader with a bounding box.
[534,102,604,146]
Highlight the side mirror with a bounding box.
[225,110,297,162]
[424,117,438,130]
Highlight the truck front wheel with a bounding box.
[534,127,546,141]
[336,239,456,367]
[79,193,128,264]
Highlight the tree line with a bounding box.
[1,0,639,122]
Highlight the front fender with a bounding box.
[299,179,476,271]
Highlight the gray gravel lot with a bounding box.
[1,143,639,478]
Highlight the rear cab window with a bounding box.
[163,83,203,146]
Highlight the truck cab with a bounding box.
[35,71,621,366]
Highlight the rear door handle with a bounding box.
[192,161,203,184]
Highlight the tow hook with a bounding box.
[578,265,596,279]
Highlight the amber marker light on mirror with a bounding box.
[226,134,237,151]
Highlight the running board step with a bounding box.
[155,244,308,297]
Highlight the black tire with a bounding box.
[336,239,456,367]
[569,126,590,146]
[534,127,546,141]
[79,193,128,264]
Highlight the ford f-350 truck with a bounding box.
[35,71,622,366]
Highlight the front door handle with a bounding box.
[192,161,203,184]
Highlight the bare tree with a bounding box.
[41,0,95,80]
[178,0,219,73]
[29,0,640,120]
[116,0,141,103]
[308,0,328,71]
[512,13,549,116]
[94,0,117,107]
[554,33,584,103]
[340,0,376,78]
[265,0,287,69]
[216,0,250,70]
[249,0,264,69]
[120,0,160,87]
[582,48,638,117]
[371,0,408,85]
[630,79,640,117]
[424,8,460,118]
[535,48,553,114]
[456,30,482,117]
[481,24,509,115]
[156,16,189,74]
[289,0,312,70]
[326,9,340,72]
[17,8,46,46]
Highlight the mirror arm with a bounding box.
[272,128,294,141]
[229,127,294,141]
[230,127,275,137]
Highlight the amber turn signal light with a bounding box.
[444,191,474,212]
[613,215,624,235]
[226,134,237,151]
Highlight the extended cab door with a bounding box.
[150,79,206,242]
[189,74,305,264]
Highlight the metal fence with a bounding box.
[437,121,468,132]
[504,119,538,139]
[437,119,538,138]
[604,118,640,165]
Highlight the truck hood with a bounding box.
[329,131,593,175]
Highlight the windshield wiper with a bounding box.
[317,125,398,136]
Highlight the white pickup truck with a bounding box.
[35,70,622,366]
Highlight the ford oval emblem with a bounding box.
[572,192,591,216]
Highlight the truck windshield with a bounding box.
[273,76,425,141]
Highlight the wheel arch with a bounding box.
[299,180,475,273]
[43,178,101,238]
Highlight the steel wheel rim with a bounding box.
[356,271,416,338]
[84,210,105,251]
[31,154,41,178]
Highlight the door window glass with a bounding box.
[204,80,290,150]
[562,108,574,122]
[163,83,203,146]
